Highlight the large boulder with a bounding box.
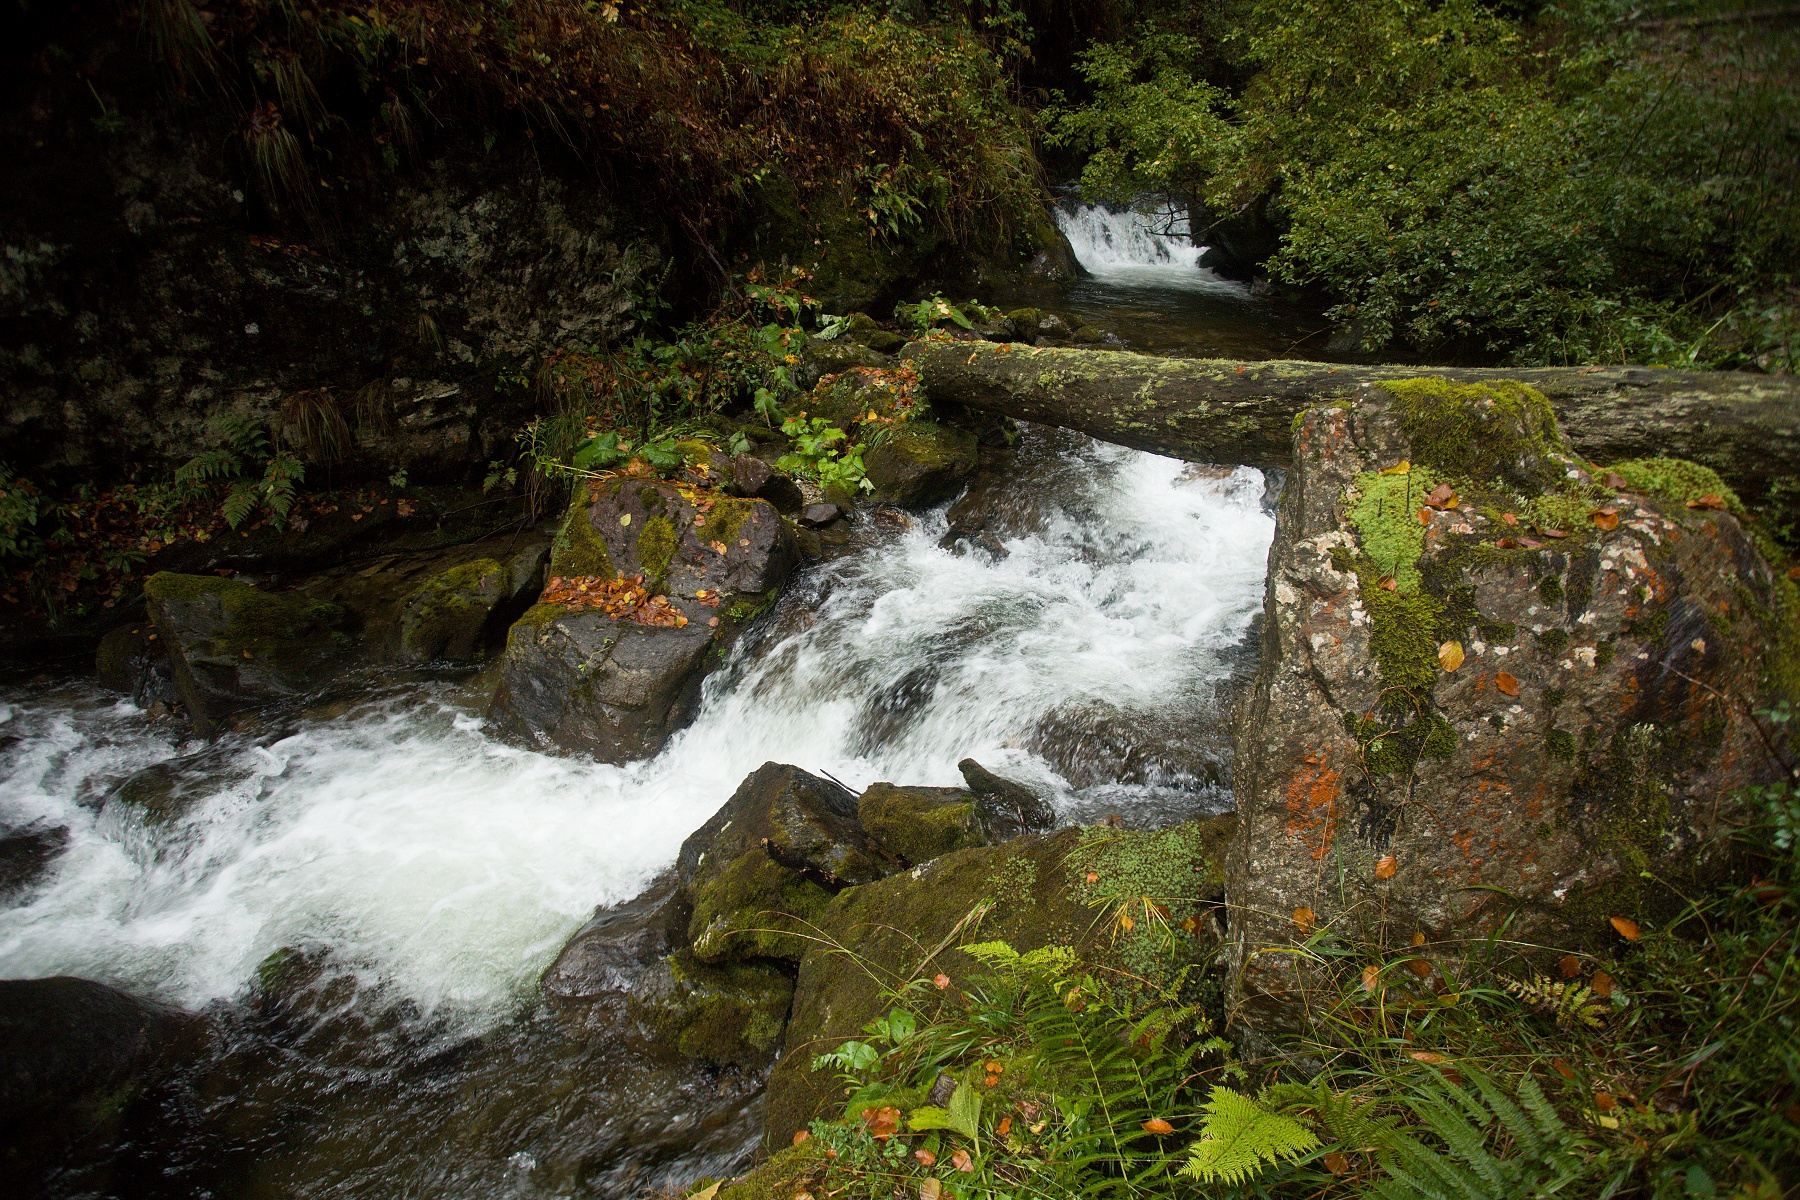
[396,544,547,662]
[141,572,350,734]
[1225,378,1796,1036]
[678,763,892,893]
[763,816,1235,1145]
[857,783,985,866]
[487,482,796,762]
[0,977,205,1179]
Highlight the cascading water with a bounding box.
[0,426,1275,1197]
[1055,202,1236,294]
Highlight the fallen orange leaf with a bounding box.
[1361,964,1380,991]
[914,1149,936,1167]
[1591,969,1615,997]
[1502,512,1518,526]
[1438,640,1464,672]
[1412,931,1427,946]
[996,1117,1012,1137]
[1407,958,1433,978]
[1408,1051,1446,1063]
[950,1148,973,1173]
[1142,1118,1174,1135]
[1417,507,1433,526]
[1610,916,1641,940]
[1552,1057,1576,1081]
[933,973,951,990]
[1324,1150,1349,1175]
[1595,1092,1617,1112]
[1496,672,1520,697]
[1686,494,1728,510]
[1292,906,1316,933]
[1557,954,1581,978]
[920,1179,943,1200]
[792,1129,811,1145]
[1591,508,1620,531]
[1375,855,1398,880]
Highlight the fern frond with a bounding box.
[1502,973,1608,1028]
[1180,1086,1320,1185]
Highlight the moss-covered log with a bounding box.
[902,341,1800,529]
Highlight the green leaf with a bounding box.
[1181,1086,1320,1185]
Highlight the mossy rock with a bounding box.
[687,848,834,964]
[763,815,1234,1145]
[678,763,898,897]
[1227,377,1796,1037]
[857,783,985,865]
[398,558,506,662]
[141,572,349,734]
[863,422,979,508]
[642,951,795,1068]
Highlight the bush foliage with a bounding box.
[1047,0,1800,366]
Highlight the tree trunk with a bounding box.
[902,340,1800,531]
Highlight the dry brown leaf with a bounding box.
[1426,481,1458,509]
[996,1117,1013,1138]
[1591,969,1615,997]
[1591,507,1620,531]
[1292,906,1316,933]
[1496,672,1520,696]
[1595,1092,1617,1112]
[1407,958,1433,978]
[1605,472,1628,489]
[1361,964,1381,991]
[933,973,951,990]
[1438,640,1465,672]
[862,1106,901,1140]
[1519,536,1544,549]
[1142,1118,1174,1135]
[1541,527,1568,538]
[1412,931,1427,946]
[1379,576,1400,591]
[1552,1057,1576,1081]
[791,1130,811,1146]
[1502,512,1518,526]
[1496,537,1519,549]
[951,1149,974,1173]
[1408,1050,1447,1063]
[1324,1150,1350,1176]
[919,1180,943,1200]
[1375,855,1399,880]
[1686,494,1729,511]
[1557,954,1582,978]
[915,1149,937,1167]
[1417,507,1433,526]
[1380,460,1412,476]
[1610,916,1641,940]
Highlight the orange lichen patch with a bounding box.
[540,574,689,627]
[1284,753,1343,860]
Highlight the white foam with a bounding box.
[0,437,1272,1022]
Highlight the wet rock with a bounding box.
[798,502,842,528]
[540,876,793,1068]
[398,558,507,662]
[858,782,985,865]
[142,572,350,735]
[1072,325,1106,344]
[959,758,1057,839]
[731,453,805,514]
[541,874,688,1002]
[1029,701,1230,791]
[488,483,796,762]
[0,977,205,1173]
[102,742,256,827]
[686,848,835,965]
[0,824,68,902]
[863,422,978,508]
[1226,380,1792,1038]
[486,609,716,763]
[678,763,892,894]
[94,623,179,708]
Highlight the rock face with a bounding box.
[142,572,350,734]
[1225,379,1796,1036]
[958,758,1057,839]
[763,815,1235,1145]
[0,977,204,1177]
[487,481,796,762]
[398,559,508,662]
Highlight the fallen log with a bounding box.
[902,340,1800,529]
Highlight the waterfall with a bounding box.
[1055,201,1247,295]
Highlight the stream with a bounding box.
[0,205,1286,1198]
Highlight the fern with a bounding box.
[1263,1079,1406,1153]
[1181,1086,1321,1184]
[1368,1067,1601,1200]
[1502,974,1609,1029]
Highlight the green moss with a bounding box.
[515,602,567,629]
[727,587,780,623]
[549,499,615,578]
[1545,688,1566,709]
[1065,816,1235,990]
[1348,466,1439,592]
[676,438,714,469]
[1596,641,1616,668]
[700,496,754,548]
[656,954,795,1067]
[1348,711,1456,775]
[985,853,1039,910]
[1538,574,1565,605]
[858,784,984,865]
[1547,729,1576,761]
[1377,377,1565,490]
[717,1144,825,1200]
[1608,457,1746,515]
[636,515,677,592]
[1364,582,1447,691]
[143,571,344,665]
[1537,628,1570,657]
[1478,620,1517,643]
[689,850,833,964]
